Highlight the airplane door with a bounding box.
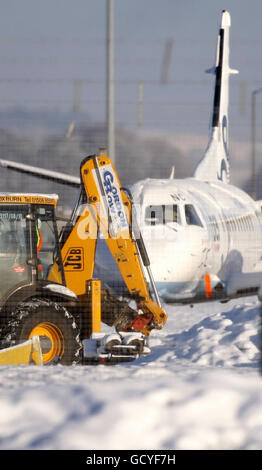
[194,199,229,275]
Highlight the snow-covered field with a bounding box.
[0,297,261,450]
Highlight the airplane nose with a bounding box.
[146,228,205,285]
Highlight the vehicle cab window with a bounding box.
[184,204,203,227]
[35,206,61,280]
[145,204,181,226]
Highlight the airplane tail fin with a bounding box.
[193,10,238,183]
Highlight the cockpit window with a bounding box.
[145,204,180,225]
[185,204,203,227]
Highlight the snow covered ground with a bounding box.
[0,297,261,450]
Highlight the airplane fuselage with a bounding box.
[131,178,262,303]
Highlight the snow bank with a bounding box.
[0,299,261,450]
[0,366,261,450]
[173,302,260,367]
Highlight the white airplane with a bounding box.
[1,10,262,306]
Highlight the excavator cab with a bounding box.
[0,195,65,303]
[0,195,83,366]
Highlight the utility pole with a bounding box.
[106,0,115,164]
[239,80,247,115]
[73,79,83,113]
[137,80,144,127]
[160,38,174,84]
[251,88,262,199]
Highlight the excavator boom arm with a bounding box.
[80,154,167,334]
[50,153,167,335]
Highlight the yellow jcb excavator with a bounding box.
[0,152,167,365]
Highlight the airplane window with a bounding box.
[145,205,163,225]
[185,205,203,227]
[165,205,181,224]
[145,205,180,225]
[215,221,220,241]
[236,219,240,231]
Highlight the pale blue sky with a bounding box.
[0,0,261,140]
[0,0,260,41]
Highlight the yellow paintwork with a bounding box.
[60,208,98,296]
[29,323,64,364]
[87,279,101,333]
[46,261,63,284]
[0,336,43,366]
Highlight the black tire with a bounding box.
[1,298,82,365]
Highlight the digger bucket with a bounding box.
[0,336,43,366]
